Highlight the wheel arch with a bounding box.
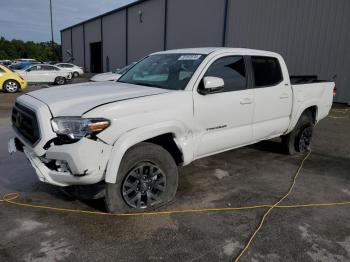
[304,105,318,124]
[287,104,319,133]
[3,79,20,91]
[104,122,193,184]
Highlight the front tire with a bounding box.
[55,76,66,85]
[3,80,20,93]
[281,113,314,155]
[105,142,178,213]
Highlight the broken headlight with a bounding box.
[51,117,110,140]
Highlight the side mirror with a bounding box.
[199,76,224,95]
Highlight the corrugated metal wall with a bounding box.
[102,10,127,71]
[61,29,72,62]
[226,0,350,104]
[127,0,165,64]
[84,19,101,72]
[166,0,226,49]
[62,0,350,104]
[72,25,84,68]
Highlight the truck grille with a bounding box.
[12,103,40,145]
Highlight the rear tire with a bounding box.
[55,76,66,85]
[3,80,20,93]
[105,142,178,213]
[281,113,314,155]
[73,72,79,78]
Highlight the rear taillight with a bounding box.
[333,85,337,97]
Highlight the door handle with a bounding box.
[280,93,289,99]
[240,98,253,105]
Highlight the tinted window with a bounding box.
[204,56,247,92]
[28,65,41,71]
[43,65,55,70]
[251,56,283,87]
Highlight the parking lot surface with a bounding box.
[0,79,349,261]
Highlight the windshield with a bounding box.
[114,63,135,75]
[118,53,206,90]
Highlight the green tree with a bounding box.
[0,36,61,61]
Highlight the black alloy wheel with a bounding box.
[122,162,166,209]
[297,126,313,153]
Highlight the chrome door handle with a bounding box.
[240,98,253,105]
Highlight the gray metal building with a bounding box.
[61,0,350,104]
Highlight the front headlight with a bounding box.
[51,117,110,140]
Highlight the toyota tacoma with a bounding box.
[8,48,335,213]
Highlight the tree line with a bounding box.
[0,37,61,62]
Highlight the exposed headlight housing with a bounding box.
[51,117,110,140]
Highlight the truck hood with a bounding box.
[26,81,171,116]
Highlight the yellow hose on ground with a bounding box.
[0,192,349,217]
[233,151,311,261]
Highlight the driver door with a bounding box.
[193,55,254,158]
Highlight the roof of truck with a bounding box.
[152,47,280,56]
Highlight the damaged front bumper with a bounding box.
[18,138,112,187]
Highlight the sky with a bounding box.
[0,0,134,43]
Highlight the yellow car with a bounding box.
[0,64,27,93]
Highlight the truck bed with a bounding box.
[290,75,330,85]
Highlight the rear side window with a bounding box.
[251,56,283,87]
[29,66,41,71]
[205,56,247,92]
[43,65,54,70]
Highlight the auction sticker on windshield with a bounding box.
[178,55,202,61]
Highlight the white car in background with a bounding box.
[55,63,84,78]
[90,63,135,82]
[16,64,72,85]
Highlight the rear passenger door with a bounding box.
[194,55,254,157]
[250,56,292,141]
[42,65,59,82]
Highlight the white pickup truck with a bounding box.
[9,48,334,213]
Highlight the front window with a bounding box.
[204,56,247,92]
[118,54,206,90]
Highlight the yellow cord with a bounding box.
[234,151,311,262]
[0,192,271,217]
[1,192,349,217]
